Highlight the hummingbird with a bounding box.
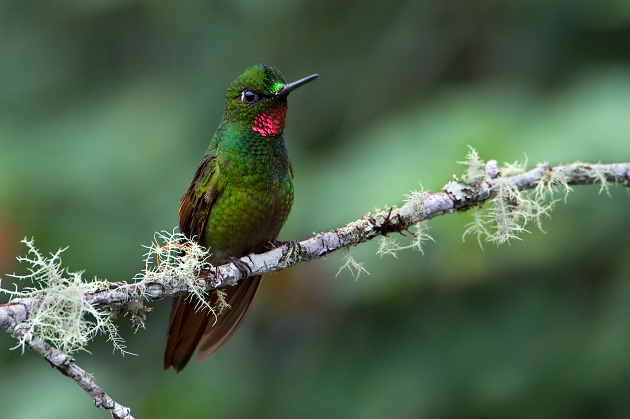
[163,64,318,372]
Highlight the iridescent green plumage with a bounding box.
[163,64,317,372]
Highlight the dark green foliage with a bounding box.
[1,0,629,417]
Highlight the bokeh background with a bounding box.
[1,1,630,418]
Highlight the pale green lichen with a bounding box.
[589,165,613,196]
[3,239,128,355]
[555,162,612,196]
[212,289,230,320]
[275,241,300,269]
[462,206,492,249]
[377,222,434,258]
[502,155,528,176]
[459,146,486,183]
[336,250,369,280]
[444,180,474,201]
[463,157,554,247]
[403,186,427,216]
[535,163,572,203]
[376,236,401,259]
[407,222,435,254]
[1,231,221,356]
[136,230,227,323]
[374,187,434,257]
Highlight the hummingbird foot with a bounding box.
[227,255,252,277]
[271,239,302,253]
[271,239,302,266]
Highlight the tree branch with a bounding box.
[1,299,134,419]
[1,160,629,417]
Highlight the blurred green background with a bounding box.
[1,0,630,418]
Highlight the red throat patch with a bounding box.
[252,104,288,136]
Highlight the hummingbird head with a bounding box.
[224,64,318,137]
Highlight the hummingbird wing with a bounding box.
[178,152,216,241]
[163,151,219,372]
[163,150,263,372]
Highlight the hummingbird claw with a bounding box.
[272,239,302,253]
[227,255,252,277]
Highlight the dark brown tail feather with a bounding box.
[163,276,262,372]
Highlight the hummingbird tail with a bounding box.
[163,275,262,372]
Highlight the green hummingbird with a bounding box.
[163,64,317,372]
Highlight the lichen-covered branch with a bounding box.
[0,158,629,417]
[2,299,134,419]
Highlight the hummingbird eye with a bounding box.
[241,89,259,104]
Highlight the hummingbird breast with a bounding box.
[202,133,293,263]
